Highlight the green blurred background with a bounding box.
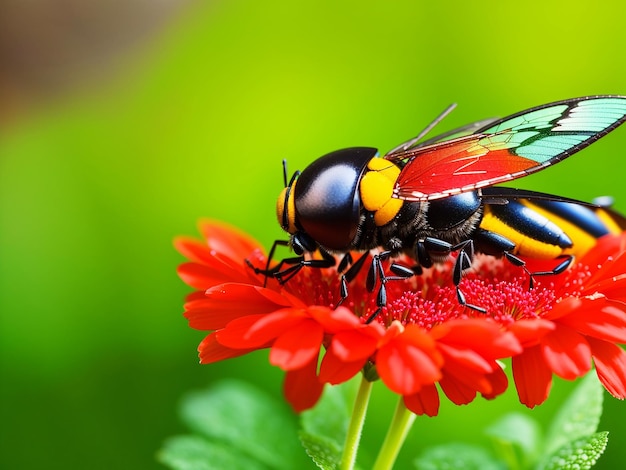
[1,1,625,468]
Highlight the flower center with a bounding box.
[275,251,595,330]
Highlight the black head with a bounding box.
[276,147,378,251]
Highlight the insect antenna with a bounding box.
[386,102,457,155]
[282,159,288,187]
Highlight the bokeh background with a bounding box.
[1,1,626,468]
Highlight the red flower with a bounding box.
[175,220,626,415]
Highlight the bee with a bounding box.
[250,96,626,320]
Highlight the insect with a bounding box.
[250,96,626,320]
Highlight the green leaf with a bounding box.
[158,435,270,470]
[485,412,542,467]
[485,412,542,455]
[538,432,609,470]
[161,379,309,470]
[543,374,604,456]
[299,431,342,470]
[414,443,506,470]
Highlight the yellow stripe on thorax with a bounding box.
[359,158,403,226]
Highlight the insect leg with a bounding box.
[246,239,291,285]
[336,252,370,308]
[246,251,304,282]
[415,237,486,313]
[370,252,418,302]
[246,240,336,285]
[473,228,573,290]
[364,251,419,323]
[277,248,337,284]
[503,252,573,289]
[450,240,487,313]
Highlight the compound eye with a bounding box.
[294,147,377,250]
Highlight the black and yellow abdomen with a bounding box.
[480,198,626,260]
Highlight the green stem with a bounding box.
[340,375,374,470]
[373,397,416,470]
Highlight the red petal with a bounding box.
[183,294,213,310]
[215,314,273,348]
[439,374,478,405]
[542,325,591,380]
[507,319,556,347]
[177,262,237,290]
[283,358,325,412]
[197,333,256,364]
[377,321,405,347]
[556,297,626,344]
[588,337,626,399]
[198,219,264,260]
[376,325,442,395]
[404,384,440,417]
[174,237,243,272]
[438,354,504,400]
[319,349,366,385]
[544,296,581,321]
[207,282,294,309]
[512,346,553,408]
[184,283,293,330]
[217,308,305,348]
[437,343,492,374]
[584,246,626,289]
[482,366,509,400]
[329,329,379,362]
[307,306,362,331]
[176,242,259,287]
[174,237,214,264]
[432,319,522,359]
[184,304,225,331]
[270,319,323,370]
[587,274,626,300]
